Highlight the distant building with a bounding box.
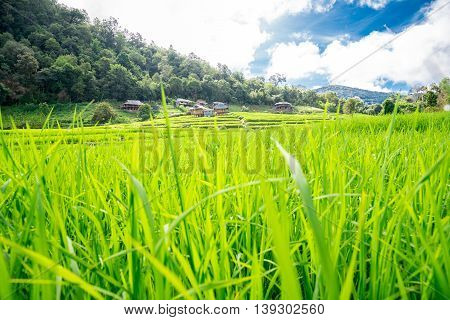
[189,105,213,117]
[196,99,207,106]
[212,102,229,115]
[273,102,293,113]
[121,100,143,111]
[203,108,214,117]
[176,98,194,107]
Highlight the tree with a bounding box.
[168,76,183,97]
[15,51,39,82]
[216,79,232,102]
[438,77,450,108]
[186,75,202,100]
[373,104,383,114]
[95,56,115,78]
[0,32,14,47]
[0,40,33,68]
[91,102,116,123]
[217,63,232,80]
[117,51,131,69]
[344,97,364,114]
[422,87,438,108]
[102,64,136,100]
[37,55,82,100]
[321,92,339,112]
[138,103,153,121]
[300,90,320,108]
[44,37,61,56]
[94,17,121,50]
[167,45,182,73]
[382,98,395,114]
[269,73,286,87]
[137,75,157,101]
[0,82,12,105]
[396,99,417,113]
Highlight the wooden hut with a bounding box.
[212,102,229,115]
[273,102,293,113]
[203,107,213,117]
[176,98,194,108]
[196,99,207,106]
[189,105,213,117]
[121,100,143,112]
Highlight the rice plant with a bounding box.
[0,108,448,299]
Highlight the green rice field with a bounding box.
[0,109,448,300]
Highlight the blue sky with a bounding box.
[61,0,449,92]
[252,0,438,91]
[251,0,433,74]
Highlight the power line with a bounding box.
[329,1,450,84]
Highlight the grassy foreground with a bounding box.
[0,111,448,299]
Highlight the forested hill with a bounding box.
[314,85,391,104]
[0,0,327,107]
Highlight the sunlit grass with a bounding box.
[0,109,448,299]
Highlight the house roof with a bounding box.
[213,102,228,109]
[123,100,143,105]
[191,105,212,111]
[274,102,292,106]
[176,98,193,103]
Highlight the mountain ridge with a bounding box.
[314,85,392,104]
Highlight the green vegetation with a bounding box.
[0,103,330,129]
[0,110,448,300]
[91,102,116,124]
[0,0,449,302]
[0,0,339,108]
[383,98,396,114]
[0,102,142,129]
[138,104,154,121]
[2,0,448,115]
[344,97,364,114]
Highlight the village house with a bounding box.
[189,105,213,117]
[203,107,214,117]
[175,98,194,108]
[273,102,294,113]
[212,102,229,115]
[196,99,207,106]
[121,100,143,112]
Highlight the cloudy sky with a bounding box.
[59,0,450,92]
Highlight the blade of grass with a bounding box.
[273,139,338,299]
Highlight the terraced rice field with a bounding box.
[138,112,331,129]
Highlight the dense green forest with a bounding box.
[0,0,449,113]
[0,0,315,106]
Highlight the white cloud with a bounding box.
[290,32,312,41]
[266,0,450,91]
[58,0,336,72]
[346,0,390,10]
[266,42,326,78]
